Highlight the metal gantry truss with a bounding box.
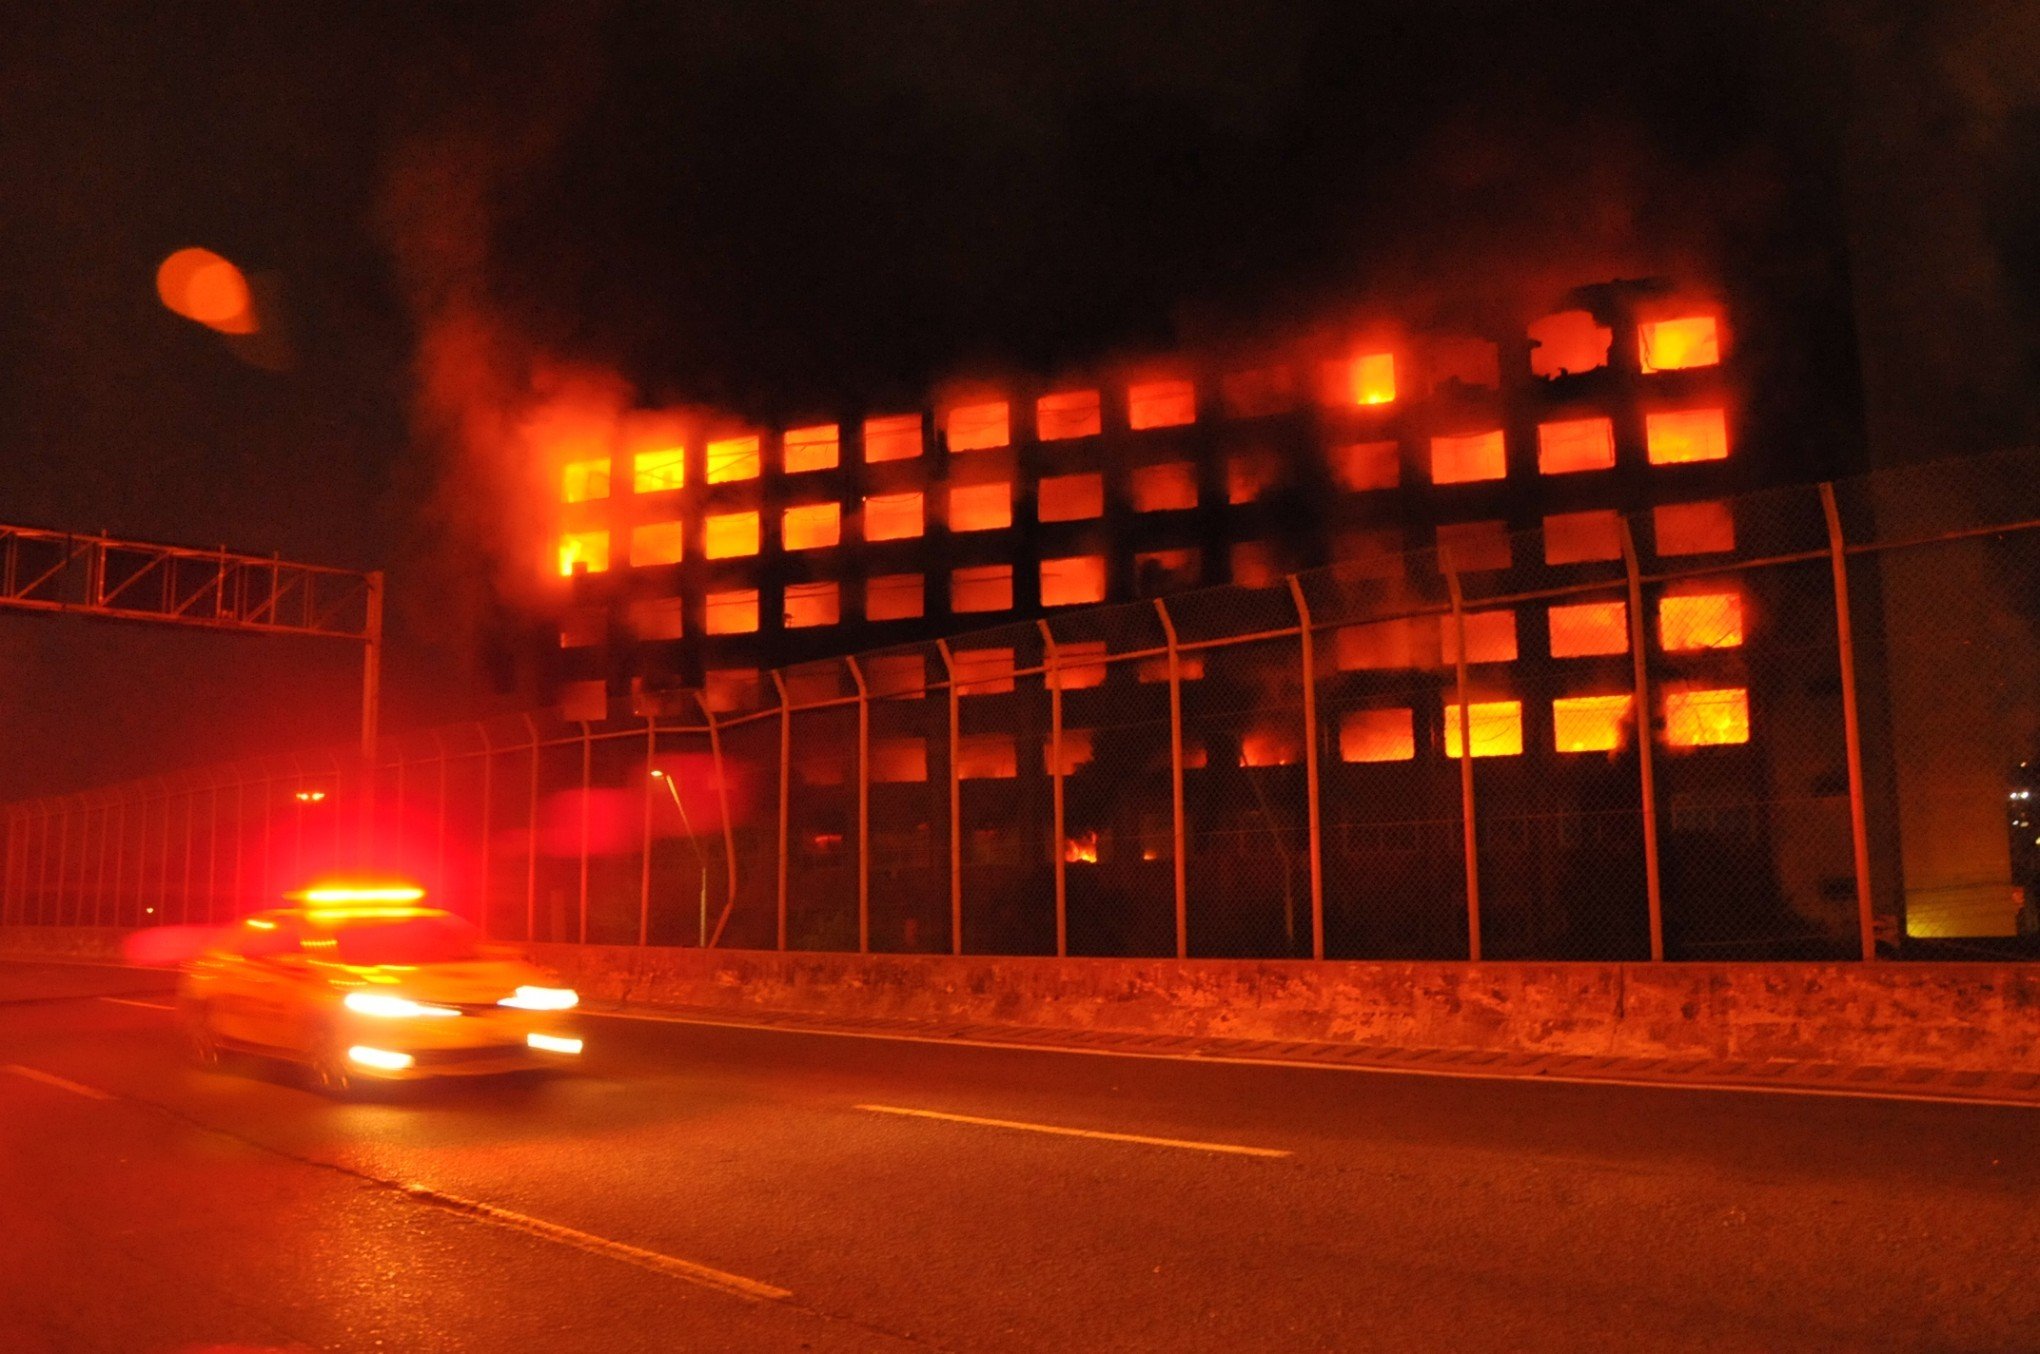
[0,522,384,756]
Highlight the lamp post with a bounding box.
[650,768,709,946]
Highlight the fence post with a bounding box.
[1285,577,1327,961]
[1441,550,1482,962]
[523,713,540,944]
[639,716,655,947]
[1037,620,1068,958]
[1820,482,1878,961]
[846,655,873,955]
[697,691,740,949]
[477,725,495,940]
[577,721,592,946]
[1153,598,1189,960]
[770,670,790,952]
[932,641,962,956]
[1619,518,1667,962]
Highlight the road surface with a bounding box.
[2,957,2035,1352]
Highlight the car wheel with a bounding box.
[307,1031,356,1099]
[183,1001,223,1071]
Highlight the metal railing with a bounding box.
[9,448,2040,961]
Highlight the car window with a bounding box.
[329,915,480,966]
[232,918,302,960]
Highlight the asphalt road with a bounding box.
[3,958,2037,1353]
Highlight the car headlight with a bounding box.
[343,991,461,1019]
[498,986,579,1011]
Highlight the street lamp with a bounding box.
[650,768,710,947]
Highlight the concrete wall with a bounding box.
[8,926,2036,1073]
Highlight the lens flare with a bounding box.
[156,247,258,334]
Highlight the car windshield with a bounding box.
[328,915,481,966]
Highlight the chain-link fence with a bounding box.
[10,450,2040,962]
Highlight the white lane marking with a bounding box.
[400,1183,791,1302]
[100,997,176,1011]
[856,1102,1291,1158]
[586,1008,2040,1111]
[3,1064,114,1100]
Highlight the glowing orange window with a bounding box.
[562,459,610,503]
[560,608,602,648]
[783,423,840,473]
[1227,453,1277,504]
[706,434,761,483]
[1537,417,1616,475]
[1664,688,1749,746]
[1041,555,1106,607]
[1543,510,1623,565]
[1332,352,1397,406]
[1230,542,1278,587]
[1654,501,1734,556]
[630,521,685,567]
[1430,430,1506,484]
[1528,310,1612,379]
[1431,337,1500,391]
[633,447,686,494]
[1443,701,1524,758]
[958,733,1018,779]
[946,401,1009,452]
[949,481,1012,532]
[1038,473,1104,521]
[1553,695,1632,753]
[1136,653,1204,683]
[783,581,840,629]
[1036,390,1102,441]
[1646,408,1729,464]
[704,588,759,635]
[1045,728,1096,775]
[1335,619,1420,671]
[1441,609,1517,665]
[1222,366,1295,417]
[1131,461,1198,512]
[866,573,923,621]
[1050,640,1107,690]
[1436,520,1511,573]
[558,530,610,576]
[782,502,841,551]
[952,647,1016,695]
[867,654,925,699]
[872,738,929,783]
[1659,593,1743,650]
[704,511,760,559]
[1330,440,1399,492]
[951,564,1012,613]
[1549,601,1629,657]
[628,596,683,641]
[1340,708,1415,763]
[1639,316,1721,373]
[1240,727,1300,768]
[864,491,924,541]
[863,414,923,463]
[1128,379,1196,430]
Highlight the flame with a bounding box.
[1064,832,1099,865]
[1639,316,1721,373]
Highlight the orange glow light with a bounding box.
[951,564,1013,613]
[1553,695,1631,753]
[296,884,426,904]
[953,647,1017,695]
[1548,601,1629,657]
[1131,461,1198,512]
[706,434,761,483]
[634,447,686,493]
[1528,310,1612,378]
[1063,831,1100,864]
[156,247,256,333]
[865,491,925,541]
[1646,408,1729,465]
[1344,352,1397,406]
[1659,592,1744,650]
[704,589,759,635]
[866,573,924,621]
[1239,728,1300,768]
[1049,640,1107,690]
[1536,417,1616,475]
[1222,367,1295,418]
[783,581,840,628]
[1665,688,1750,746]
[1038,473,1104,521]
[872,738,929,783]
[1430,430,1506,485]
[783,502,842,551]
[1442,610,1517,664]
[1037,390,1102,441]
[1335,619,1419,671]
[946,401,1010,452]
[1543,510,1623,565]
[864,414,923,462]
[783,424,840,473]
[1654,500,1735,556]
[1041,555,1105,605]
[1227,454,1276,504]
[1127,379,1196,430]
[561,458,611,503]
[957,733,1018,779]
[1639,316,1721,373]
[1047,729,1096,775]
[1339,708,1415,763]
[1444,701,1524,758]
[1330,440,1399,492]
[949,481,1013,532]
[630,521,685,567]
[703,510,761,559]
[558,530,610,576]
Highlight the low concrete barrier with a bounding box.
[7,926,2036,1072]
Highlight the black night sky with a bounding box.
[3,1,2037,797]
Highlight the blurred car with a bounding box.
[178,888,582,1094]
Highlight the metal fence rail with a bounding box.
[9,449,2040,961]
